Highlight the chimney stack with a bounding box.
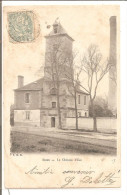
[18,75,24,88]
[110,16,116,64]
[108,16,117,114]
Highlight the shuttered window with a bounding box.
[84,96,86,105]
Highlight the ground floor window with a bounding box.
[52,102,56,108]
[78,112,81,117]
[85,112,87,117]
[26,111,30,120]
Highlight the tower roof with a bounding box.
[45,21,74,41]
[49,22,67,35]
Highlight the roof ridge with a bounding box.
[14,77,43,91]
[76,88,89,95]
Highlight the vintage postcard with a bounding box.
[3,4,120,188]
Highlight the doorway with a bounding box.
[51,117,55,127]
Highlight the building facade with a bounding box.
[14,22,90,128]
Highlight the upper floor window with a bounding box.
[50,88,57,95]
[78,95,80,104]
[26,111,30,120]
[53,44,58,51]
[52,102,56,108]
[84,96,86,105]
[53,73,57,80]
[25,93,30,103]
[54,27,57,34]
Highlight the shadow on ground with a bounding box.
[10,131,116,155]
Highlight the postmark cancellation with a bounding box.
[8,11,35,43]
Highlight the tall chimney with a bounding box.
[18,75,24,88]
[108,16,117,114]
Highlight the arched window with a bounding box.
[50,88,57,95]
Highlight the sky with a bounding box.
[3,5,120,105]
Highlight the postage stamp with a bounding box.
[8,11,35,43]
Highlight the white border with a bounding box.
[1,0,125,6]
[2,1,127,195]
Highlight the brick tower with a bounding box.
[108,16,117,115]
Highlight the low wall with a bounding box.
[66,117,117,133]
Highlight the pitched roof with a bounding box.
[45,22,74,41]
[14,76,89,95]
[76,88,89,95]
[49,22,67,35]
[14,78,43,91]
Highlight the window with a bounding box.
[53,44,58,50]
[54,28,57,34]
[25,93,30,103]
[84,96,86,105]
[26,111,30,120]
[50,88,57,95]
[53,26,58,34]
[85,112,87,117]
[78,112,81,117]
[78,95,80,104]
[52,102,56,108]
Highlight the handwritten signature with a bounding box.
[25,166,120,188]
[61,172,120,188]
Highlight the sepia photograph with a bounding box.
[3,4,121,188]
[9,8,117,155]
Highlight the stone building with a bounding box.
[14,22,90,128]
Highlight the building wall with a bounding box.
[44,34,73,79]
[40,108,67,128]
[40,110,58,128]
[66,117,117,133]
[14,82,90,127]
[45,35,72,67]
[14,110,40,127]
[76,93,90,111]
[14,90,42,110]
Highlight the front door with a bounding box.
[51,117,55,127]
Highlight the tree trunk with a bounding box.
[74,89,78,130]
[57,83,62,129]
[91,100,97,132]
[93,116,97,132]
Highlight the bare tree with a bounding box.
[64,51,81,130]
[81,44,112,131]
